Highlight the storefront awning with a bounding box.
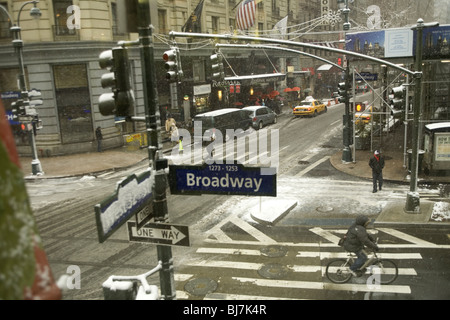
[317,64,333,71]
[224,73,286,85]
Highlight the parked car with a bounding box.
[293,98,327,117]
[243,106,278,129]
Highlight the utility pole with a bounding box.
[342,64,353,162]
[405,18,439,213]
[135,0,176,299]
[340,0,352,162]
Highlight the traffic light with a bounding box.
[390,85,405,109]
[210,52,224,81]
[389,85,405,118]
[26,89,43,116]
[338,81,347,103]
[98,47,135,117]
[355,102,363,112]
[163,47,183,82]
[11,99,25,119]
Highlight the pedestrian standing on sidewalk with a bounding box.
[369,150,384,193]
[96,126,103,152]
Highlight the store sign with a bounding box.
[212,80,241,88]
[193,84,211,95]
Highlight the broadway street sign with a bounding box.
[168,162,276,197]
[128,221,190,247]
[95,170,153,243]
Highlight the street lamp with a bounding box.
[0,1,43,175]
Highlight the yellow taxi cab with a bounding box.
[293,97,327,117]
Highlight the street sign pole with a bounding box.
[136,0,175,300]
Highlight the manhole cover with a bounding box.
[184,278,218,296]
[258,263,289,279]
[260,245,288,258]
[316,206,334,213]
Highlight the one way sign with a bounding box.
[127,221,190,247]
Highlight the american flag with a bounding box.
[236,0,256,31]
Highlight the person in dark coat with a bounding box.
[369,150,385,193]
[95,126,103,152]
[343,215,379,276]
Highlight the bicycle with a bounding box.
[325,249,398,284]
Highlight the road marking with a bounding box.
[330,119,341,126]
[175,274,193,281]
[232,277,412,294]
[197,247,261,256]
[204,293,297,300]
[205,211,277,245]
[192,248,418,275]
[295,156,331,177]
[309,227,342,244]
[296,251,422,260]
[229,216,277,244]
[377,228,436,247]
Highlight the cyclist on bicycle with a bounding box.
[343,215,379,276]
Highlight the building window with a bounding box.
[193,60,205,83]
[52,0,76,36]
[212,16,219,34]
[0,1,11,39]
[158,9,167,34]
[111,2,118,35]
[53,64,93,144]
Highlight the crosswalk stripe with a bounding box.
[295,156,331,177]
[229,216,277,244]
[204,293,298,300]
[297,251,422,260]
[189,252,418,275]
[202,237,446,249]
[377,228,436,246]
[232,277,412,294]
[196,247,261,255]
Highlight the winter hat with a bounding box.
[355,215,370,226]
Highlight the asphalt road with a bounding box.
[27,102,450,301]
